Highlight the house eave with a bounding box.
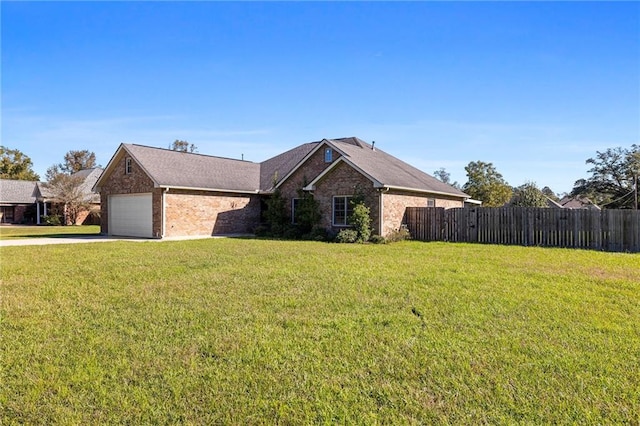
[275,139,348,190]
[160,185,260,195]
[378,184,469,199]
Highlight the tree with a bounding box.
[0,146,40,180]
[541,186,559,202]
[263,187,288,236]
[170,140,198,153]
[43,170,91,225]
[511,181,548,207]
[462,161,512,207]
[571,145,639,209]
[61,150,98,174]
[44,149,98,225]
[294,188,321,235]
[433,167,460,189]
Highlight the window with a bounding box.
[291,198,300,224]
[1,206,15,223]
[125,157,132,174]
[427,198,436,207]
[324,148,333,163]
[333,196,353,226]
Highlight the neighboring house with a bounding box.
[0,179,39,224]
[65,168,103,225]
[558,195,601,210]
[0,168,103,225]
[505,196,564,209]
[95,137,469,238]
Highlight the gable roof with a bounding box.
[294,138,468,198]
[0,179,38,204]
[559,195,601,210]
[96,138,468,199]
[75,168,103,203]
[259,143,317,191]
[96,144,261,193]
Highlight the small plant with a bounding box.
[335,229,358,243]
[386,226,411,243]
[253,225,270,237]
[42,215,62,226]
[303,225,329,242]
[369,234,386,244]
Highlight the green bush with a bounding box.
[263,188,288,236]
[369,234,386,244]
[349,202,371,243]
[42,215,62,226]
[294,189,321,235]
[335,229,358,243]
[386,226,411,243]
[302,226,329,242]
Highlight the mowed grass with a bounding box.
[1,239,639,424]
[0,225,100,240]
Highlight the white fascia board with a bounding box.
[275,139,348,190]
[93,143,161,191]
[465,198,483,205]
[379,184,469,199]
[160,185,259,195]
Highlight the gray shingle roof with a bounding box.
[75,168,103,203]
[102,139,467,199]
[328,138,468,197]
[0,179,38,204]
[260,143,316,191]
[124,144,261,193]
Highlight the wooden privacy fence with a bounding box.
[405,207,640,253]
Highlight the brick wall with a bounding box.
[277,144,343,221]
[0,205,29,224]
[165,190,260,236]
[382,191,464,236]
[312,161,380,234]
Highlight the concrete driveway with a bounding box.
[0,234,249,247]
[0,235,155,247]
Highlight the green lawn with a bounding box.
[0,225,100,240]
[1,239,638,424]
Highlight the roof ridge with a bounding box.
[127,143,257,164]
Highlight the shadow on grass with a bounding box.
[8,233,102,239]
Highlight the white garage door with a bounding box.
[109,193,153,238]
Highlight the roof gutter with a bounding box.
[375,184,469,199]
[158,185,260,195]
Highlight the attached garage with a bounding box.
[108,193,153,238]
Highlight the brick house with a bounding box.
[0,179,39,224]
[94,137,468,238]
[0,169,102,225]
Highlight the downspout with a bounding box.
[162,188,169,238]
[378,187,389,236]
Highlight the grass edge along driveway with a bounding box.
[2,239,639,424]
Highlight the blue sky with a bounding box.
[2,1,639,194]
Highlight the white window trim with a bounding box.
[324,148,333,163]
[332,195,353,227]
[125,157,132,174]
